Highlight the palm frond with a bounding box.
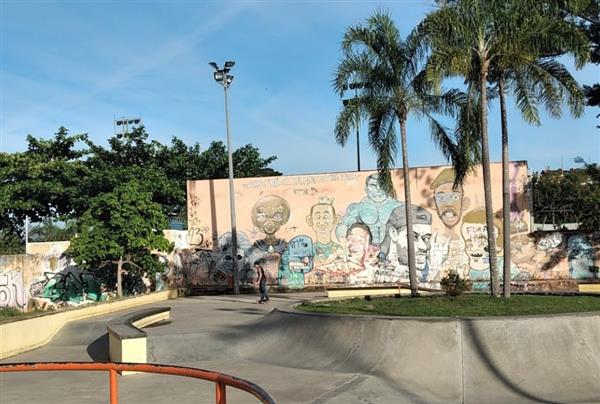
[368,105,397,196]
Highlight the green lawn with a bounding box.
[0,307,43,323]
[297,294,600,317]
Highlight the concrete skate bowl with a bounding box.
[144,303,600,403]
[230,306,600,403]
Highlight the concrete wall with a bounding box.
[1,234,179,310]
[0,289,178,359]
[1,241,72,308]
[181,161,599,290]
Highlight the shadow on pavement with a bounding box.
[86,333,109,362]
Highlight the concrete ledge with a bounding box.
[326,286,406,298]
[0,289,179,360]
[578,283,600,293]
[326,284,439,299]
[108,307,170,374]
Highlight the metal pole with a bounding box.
[216,381,227,404]
[24,216,29,254]
[109,368,119,404]
[224,83,239,295]
[355,87,361,172]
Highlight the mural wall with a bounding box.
[181,161,599,290]
[0,241,107,311]
[3,162,598,309]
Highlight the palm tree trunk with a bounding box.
[479,61,499,297]
[400,118,418,297]
[499,77,511,298]
[117,257,123,298]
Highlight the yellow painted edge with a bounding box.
[132,311,170,329]
[327,288,400,298]
[0,289,178,359]
[579,284,600,293]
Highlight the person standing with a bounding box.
[255,261,269,303]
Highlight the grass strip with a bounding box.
[297,294,600,317]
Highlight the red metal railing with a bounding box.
[0,362,276,404]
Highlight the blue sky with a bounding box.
[1,0,598,175]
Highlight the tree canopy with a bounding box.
[532,161,600,232]
[0,126,281,254]
[68,180,171,297]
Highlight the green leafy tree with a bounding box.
[532,161,600,232]
[83,129,281,222]
[2,125,280,254]
[69,181,171,297]
[333,12,461,296]
[81,128,183,218]
[0,128,88,253]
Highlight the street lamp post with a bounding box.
[209,60,239,295]
[342,82,365,171]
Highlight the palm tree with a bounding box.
[414,0,589,297]
[491,3,588,297]
[333,12,460,297]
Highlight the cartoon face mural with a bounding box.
[335,174,403,245]
[279,235,314,287]
[346,223,372,267]
[182,163,600,292]
[568,235,595,279]
[365,174,387,203]
[431,168,469,229]
[251,195,291,253]
[307,196,342,259]
[381,205,433,280]
[461,209,503,272]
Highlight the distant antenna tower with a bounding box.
[114,116,143,135]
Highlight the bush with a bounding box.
[440,270,472,297]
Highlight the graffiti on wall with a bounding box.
[178,162,599,290]
[28,266,107,308]
[0,271,26,308]
[0,245,111,310]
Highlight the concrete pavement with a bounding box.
[2,292,600,403]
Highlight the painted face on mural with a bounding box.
[393,224,432,270]
[251,195,291,237]
[284,236,314,273]
[307,203,339,239]
[434,183,464,228]
[461,223,498,271]
[365,176,387,203]
[346,225,371,265]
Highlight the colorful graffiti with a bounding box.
[0,249,110,310]
[176,161,598,291]
[568,235,597,280]
[29,266,107,307]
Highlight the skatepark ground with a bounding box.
[2,292,600,404]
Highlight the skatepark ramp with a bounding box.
[216,307,600,403]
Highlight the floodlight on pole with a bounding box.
[341,82,366,171]
[209,61,239,295]
[114,116,143,136]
